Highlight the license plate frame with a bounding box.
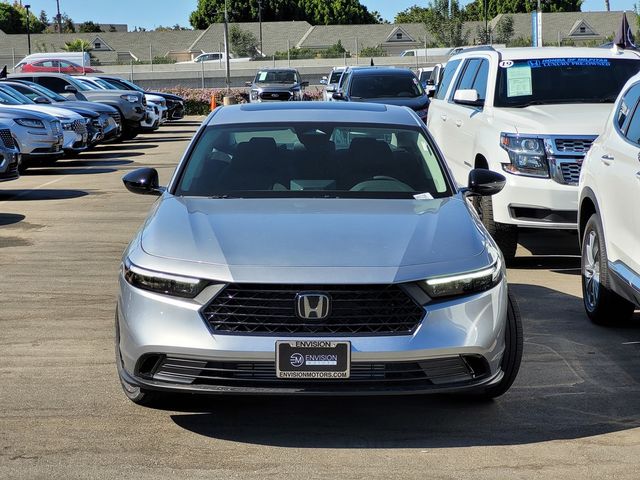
[276,340,350,379]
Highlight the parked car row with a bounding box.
[0,73,184,176]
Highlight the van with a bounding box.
[15,52,91,70]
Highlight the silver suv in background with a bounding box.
[246,68,309,102]
[0,122,20,182]
[320,67,346,101]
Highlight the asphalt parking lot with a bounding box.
[1,117,639,480]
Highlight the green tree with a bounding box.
[495,14,515,43]
[424,0,468,47]
[61,13,75,33]
[465,0,582,21]
[395,5,429,23]
[229,24,259,57]
[78,21,102,33]
[39,9,48,25]
[190,0,380,28]
[0,2,46,33]
[63,39,92,52]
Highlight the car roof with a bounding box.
[10,73,72,78]
[256,67,298,72]
[207,102,422,127]
[453,46,640,60]
[350,67,414,76]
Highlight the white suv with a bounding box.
[578,72,640,324]
[427,47,640,260]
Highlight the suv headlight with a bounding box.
[121,94,140,103]
[122,259,207,298]
[250,90,259,100]
[15,118,44,128]
[62,122,74,131]
[500,133,549,178]
[419,247,503,298]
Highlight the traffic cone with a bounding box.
[210,94,217,111]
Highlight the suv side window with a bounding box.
[616,84,640,132]
[624,100,640,144]
[37,76,69,93]
[455,59,481,92]
[472,59,490,101]
[435,59,461,100]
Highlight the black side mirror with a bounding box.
[300,81,309,87]
[34,96,51,104]
[64,85,78,93]
[427,79,435,86]
[332,92,345,101]
[123,167,164,196]
[427,89,435,98]
[244,81,252,87]
[463,169,506,196]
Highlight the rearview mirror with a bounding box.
[34,96,51,104]
[123,168,164,196]
[64,85,78,93]
[453,89,483,107]
[463,169,506,197]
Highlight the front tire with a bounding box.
[473,291,523,400]
[473,194,519,262]
[581,214,635,325]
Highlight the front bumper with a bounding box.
[491,172,578,229]
[117,277,509,395]
[0,149,20,181]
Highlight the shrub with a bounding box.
[359,46,386,57]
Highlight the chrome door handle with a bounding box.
[440,114,447,121]
[601,154,614,165]
[455,120,463,127]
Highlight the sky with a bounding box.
[15,0,640,29]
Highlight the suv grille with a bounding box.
[259,91,291,101]
[559,162,581,185]
[146,355,489,390]
[202,284,425,336]
[0,129,15,148]
[555,138,593,153]
[72,119,87,135]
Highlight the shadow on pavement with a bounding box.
[510,228,581,274]
[0,213,25,226]
[95,144,159,151]
[167,284,640,447]
[23,167,116,176]
[57,158,135,167]
[0,189,89,201]
[128,136,192,144]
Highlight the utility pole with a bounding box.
[25,4,32,54]
[223,0,231,91]
[258,0,263,57]
[484,0,488,43]
[56,0,62,35]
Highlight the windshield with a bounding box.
[175,122,451,199]
[329,70,343,84]
[0,86,34,104]
[495,58,640,107]
[91,78,117,90]
[75,78,100,90]
[66,77,89,92]
[350,74,424,98]
[25,83,67,101]
[0,90,21,105]
[255,70,298,84]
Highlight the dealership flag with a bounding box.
[614,12,636,49]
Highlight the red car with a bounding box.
[17,60,101,74]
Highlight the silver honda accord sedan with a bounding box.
[117,102,522,405]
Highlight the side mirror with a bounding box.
[463,169,506,197]
[427,79,435,86]
[244,81,252,87]
[453,89,483,107]
[64,85,78,93]
[332,92,345,101]
[300,81,309,87]
[427,89,435,98]
[122,167,164,196]
[34,96,51,104]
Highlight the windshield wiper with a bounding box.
[208,194,239,199]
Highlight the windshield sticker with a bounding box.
[507,65,532,97]
[499,60,514,68]
[528,58,611,68]
[258,71,268,81]
[413,192,434,200]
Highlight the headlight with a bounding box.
[122,259,207,298]
[15,118,44,128]
[62,122,74,131]
[500,133,549,178]
[420,248,503,299]
[121,94,140,103]
[250,90,259,100]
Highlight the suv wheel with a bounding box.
[473,195,518,261]
[581,214,635,325]
[472,291,523,400]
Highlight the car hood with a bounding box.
[55,100,118,114]
[2,104,83,120]
[147,92,183,102]
[134,197,492,284]
[498,104,613,135]
[351,96,429,110]
[0,106,56,120]
[254,83,298,90]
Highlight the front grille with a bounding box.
[559,162,581,185]
[146,355,489,390]
[202,284,425,336]
[108,111,121,125]
[0,129,14,148]
[555,138,593,153]
[72,119,87,135]
[259,91,291,101]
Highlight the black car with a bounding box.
[94,75,185,120]
[332,67,429,122]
